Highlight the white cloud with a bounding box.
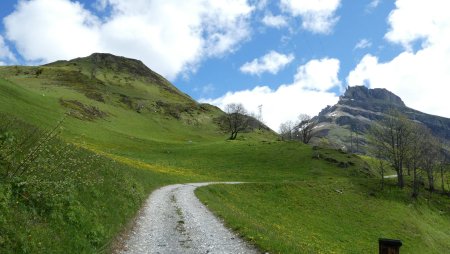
[0,35,16,63]
[294,58,341,91]
[0,61,5,66]
[366,0,381,12]
[354,38,372,50]
[4,0,100,63]
[203,58,341,131]
[385,0,449,50]
[240,51,294,75]
[262,13,288,28]
[280,0,341,34]
[4,0,254,80]
[347,0,450,118]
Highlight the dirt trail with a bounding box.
[120,182,259,254]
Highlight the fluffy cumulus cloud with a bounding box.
[203,58,341,131]
[347,0,450,118]
[280,0,341,34]
[262,13,288,28]
[240,51,294,75]
[0,35,16,63]
[294,58,341,91]
[3,0,254,80]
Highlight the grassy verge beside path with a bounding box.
[196,179,450,254]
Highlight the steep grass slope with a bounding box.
[0,53,226,141]
[0,114,186,253]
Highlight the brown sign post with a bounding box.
[379,238,402,254]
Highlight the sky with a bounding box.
[0,0,449,131]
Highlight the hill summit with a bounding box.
[45,53,190,101]
[47,53,169,86]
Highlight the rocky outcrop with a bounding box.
[314,86,450,152]
[341,86,405,107]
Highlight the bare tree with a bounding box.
[294,114,318,144]
[349,128,361,154]
[279,121,295,141]
[374,150,388,190]
[223,103,249,140]
[408,123,428,197]
[438,150,448,193]
[367,134,388,190]
[369,110,413,188]
[420,134,440,193]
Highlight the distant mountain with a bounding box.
[313,86,450,153]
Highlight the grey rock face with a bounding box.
[314,86,450,152]
[341,86,405,107]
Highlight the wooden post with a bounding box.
[379,238,402,254]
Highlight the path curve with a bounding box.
[120,182,259,254]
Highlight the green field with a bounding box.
[1,55,449,253]
[197,180,450,254]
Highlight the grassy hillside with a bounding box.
[1,54,449,253]
[0,55,226,142]
[0,114,185,253]
[197,180,450,254]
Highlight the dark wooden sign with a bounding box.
[379,238,402,254]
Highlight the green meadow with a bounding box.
[197,179,450,254]
[0,56,449,253]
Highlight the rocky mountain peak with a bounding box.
[314,86,450,153]
[341,86,405,107]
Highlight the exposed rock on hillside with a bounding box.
[314,86,450,153]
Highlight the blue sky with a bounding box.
[1,0,449,130]
[182,0,397,96]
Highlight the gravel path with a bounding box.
[120,182,259,254]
